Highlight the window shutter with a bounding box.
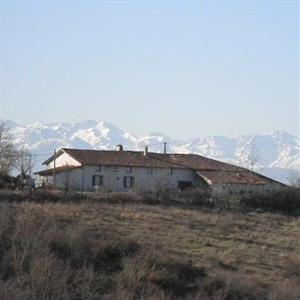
[130,177,134,188]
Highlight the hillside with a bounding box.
[6,120,300,184]
[0,192,299,300]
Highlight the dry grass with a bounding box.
[0,191,299,299]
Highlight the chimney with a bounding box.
[116,144,123,151]
[144,146,148,156]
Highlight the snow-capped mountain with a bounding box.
[6,120,300,184]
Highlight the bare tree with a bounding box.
[244,143,260,172]
[15,148,34,177]
[288,170,300,188]
[0,122,16,175]
[152,168,172,200]
[241,142,261,190]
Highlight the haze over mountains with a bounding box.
[7,120,300,184]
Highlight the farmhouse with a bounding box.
[35,146,284,194]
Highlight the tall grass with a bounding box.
[0,190,299,299]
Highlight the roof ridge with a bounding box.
[63,148,142,153]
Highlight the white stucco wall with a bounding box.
[48,152,81,169]
[50,165,201,192]
[211,181,283,194]
[53,168,83,190]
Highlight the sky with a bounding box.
[0,0,299,139]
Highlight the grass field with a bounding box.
[0,191,299,299]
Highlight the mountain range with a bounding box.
[6,120,300,184]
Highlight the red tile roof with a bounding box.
[196,170,271,185]
[62,149,180,168]
[35,165,81,176]
[46,148,245,172]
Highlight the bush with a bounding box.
[0,191,29,203]
[196,272,268,300]
[283,254,300,278]
[0,190,87,204]
[177,189,214,208]
[48,227,140,273]
[106,192,143,204]
[139,189,214,208]
[149,258,206,297]
[48,228,95,269]
[93,240,140,273]
[240,188,300,214]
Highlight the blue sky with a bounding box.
[1,1,299,138]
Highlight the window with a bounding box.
[126,167,133,173]
[92,175,103,187]
[123,176,134,188]
[147,168,153,174]
[96,165,102,172]
[168,168,173,175]
[178,181,192,191]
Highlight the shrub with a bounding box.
[283,254,300,278]
[93,240,139,273]
[268,281,300,300]
[0,191,28,203]
[240,188,300,214]
[149,258,206,297]
[178,189,214,208]
[0,204,17,280]
[196,273,267,300]
[0,190,88,204]
[71,266,114,300]
[49,227,140,273]
[48,228,94,269]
